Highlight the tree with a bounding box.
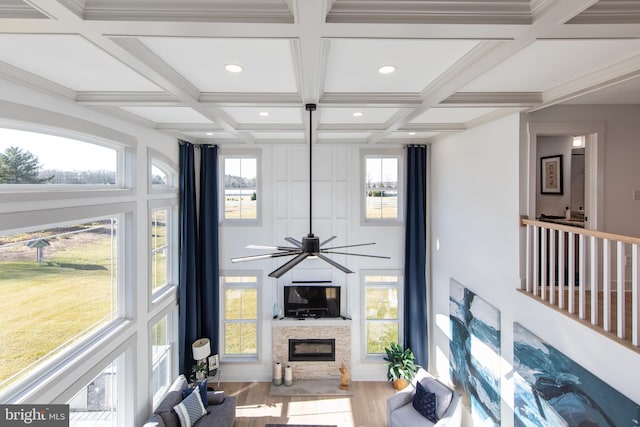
[0,146,53,184]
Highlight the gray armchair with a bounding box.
[387,368,462,427]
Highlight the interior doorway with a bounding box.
[527,122,604,231]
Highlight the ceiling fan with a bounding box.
[231,103,390,278]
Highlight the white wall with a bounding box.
[430,112,640,427]
[528,105,640,236]
[219,143,404,382]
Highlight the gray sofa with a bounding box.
[387,368,462,427]
[143,375,236,427]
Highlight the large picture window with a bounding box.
[363,273,402,356]
[222,157,258,220]
[0,127,119,186]
[364,154,401,221]
[220,275,259,358]
[0,217,121,391]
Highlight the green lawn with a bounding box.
[0,228,115,389]
[366,196,398,219]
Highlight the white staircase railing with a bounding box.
[522,219,640,349]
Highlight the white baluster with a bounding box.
[579,234,586,320]
[590,236,599,326]
[616,241,626,340]
[568,231,575,314]
[541,227,547,300]
[526,225,533,293]
[558,230,565,309]
[602,238,611,332]
[549,229,556,304]
[633,244,639,347]
[533,225,539,296]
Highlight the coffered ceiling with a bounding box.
[1,0,640,145]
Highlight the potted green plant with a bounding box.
[384,343,421,390]
[191,360,208,381]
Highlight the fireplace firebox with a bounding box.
[288,338,335,362]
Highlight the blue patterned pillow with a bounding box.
[173,387,207,427]
[413,381,439,423]
[182,380,209,408]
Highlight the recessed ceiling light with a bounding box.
[258,111,270,117]
[225,64,243,73]
[408,132,416,136]
[206,132,213,136]
[378,65,396,74]
[353,112,363,117]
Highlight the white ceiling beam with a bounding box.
[368,0,600,143]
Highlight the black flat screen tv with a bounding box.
[283,284,340,318]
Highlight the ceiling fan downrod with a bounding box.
[306,103,316,239]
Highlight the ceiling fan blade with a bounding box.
[320,242,376,250]
[320,236,337,247]
[231,251,300,263]
[321,250,391,259]
[285,237,303,248]
[246,244,299,251]
[314,253,354,274]
[268,252,310,278]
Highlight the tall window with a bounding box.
[0,127,118,186]
[151,315,172,409]
[223,157,258,220]
[151,207,168,293]
[68,357,120,426]
[221,275,259,358]
[0,217,121,391]
[364,155,401,221]
[363,273,402,356]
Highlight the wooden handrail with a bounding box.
[521,218,640,246]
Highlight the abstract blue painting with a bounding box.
[514,322,640,427]
[450,278,501,426]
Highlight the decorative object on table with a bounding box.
[273,362,283,386]
[384,343,421,390]
[231,103,390,278]
[208,353,219,377]
[540,154,563,194]
[339,362,350,390]
[192,338,211,381]
[284,364,293,386]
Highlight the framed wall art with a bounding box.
[540,155,563,194]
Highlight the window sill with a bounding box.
[221,356,259,364]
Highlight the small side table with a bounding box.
[207,369,221,389]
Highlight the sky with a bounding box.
[0,128,116,171]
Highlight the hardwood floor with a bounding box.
[217,381,396,427]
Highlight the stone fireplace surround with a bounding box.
[272,319,351,380]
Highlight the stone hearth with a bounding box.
[272,319,351,380]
